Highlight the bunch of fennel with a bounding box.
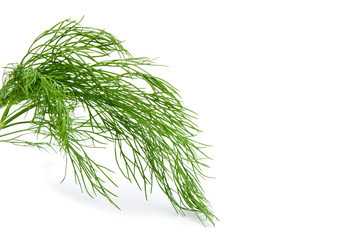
[0,19,216,225]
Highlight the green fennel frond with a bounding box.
[0,18,217,225]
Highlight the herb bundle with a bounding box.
[0,19,216,225]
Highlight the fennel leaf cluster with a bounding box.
[0,19,216,225]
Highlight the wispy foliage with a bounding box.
[0,19,216,225]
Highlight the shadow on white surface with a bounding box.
[41,157,207,226]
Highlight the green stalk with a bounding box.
[2,104,36,126]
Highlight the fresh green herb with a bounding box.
[0,18,216,225]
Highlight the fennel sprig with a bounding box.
[0,18,216,225]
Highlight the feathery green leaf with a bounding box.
[0,18,217,225]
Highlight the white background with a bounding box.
[1,0,348,239]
